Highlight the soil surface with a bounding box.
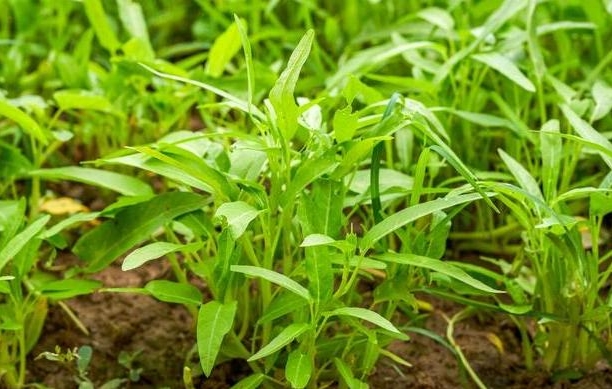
[28,260,611,389]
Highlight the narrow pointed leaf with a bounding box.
[560,104,612,169]
[122,241,204,271]
[145,280,203,305]
[0,99,47,144]
[472,52,535,92]
[0,215,50,272]
[248,323,310,361]
[498,149,543,200]
[230,374,266,389]
[360,193,488,250]
[375,253,503,294]
[231,265,312,302]
[29,167,152,196]
[269,30,314,140]
[74,192,208,272]
[325,307,401,334]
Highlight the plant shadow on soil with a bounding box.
[27,257,611,389]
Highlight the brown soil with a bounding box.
[27,262,612,389]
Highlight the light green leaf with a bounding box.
[375,253,503,294]
[82,0,121,53]
[258,293,309,325]
[74,192,208,273]
[360,192,489,250]
[231,265,312,302]
[498,149,543,201]
[122,241,203,271]
[0,99,47,144]
[248,323,310,361]
[0,215,50,273]
[560,104,612,169]
[198,301,237,376]
[206,21,242,78]
[230,374,266,389]
[215,201,262,240]
[286,350,312,389]
[234,15,255,113]
[301,234,336,247]
[591,80,612,122]
[54,90,118,114]
[334,358,369,389]
[269,30,314,140]
[333,106,360,143]
[540,120,562,200]
[435,0,528,84]
[28,167,153,196]
[127,145,237,200]
[472,52,535,92]
[417,7,454,31]
[116,0,153,59]
[145,280,203,305]
[39,212,100,240]
[38,279,102,300]
[139,63,265,119]
[325,306,401,334]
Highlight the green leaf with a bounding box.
[116,0,153,59]
[0,99,47,144]
[215,201,262,240]
[591,80,612,121]
[360,193,489,251]
[258,292,309,325]
[472,52,535,92]
[145,280,203,305]
[375,253,503,294]
[301,234,336,247]
[333,106,360,143]
[128,145,237,200]
[198,301,237,377]
[0,215,50,273]
[206,21,242,78]
[82,0,121,53]
[417,7,454,31]
[0,199,26,248]
[540,120,562,200]
[334,358,369,389]
[325,307,401,334]
[38,279,102,300]
[74,192,208,273]
[286,350,312,389]
[560,104,612,169]
[0,142,33,179]
[498,149,543,201]
[139,63,265,120]
[29,167,153,196]
[122,241,203,271]
[231,265,312,302]
[434,0,528,83]
[53,90,119,114]
[280,150,337,208]
[39,212,100,240]
[269,29,314,140]
[248,323,310,361]
[234,15,255,113]
[230,374,266,389]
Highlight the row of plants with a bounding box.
[1,0,611,387]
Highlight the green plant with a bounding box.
[68,20,517,387]
[35,345,143,389]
